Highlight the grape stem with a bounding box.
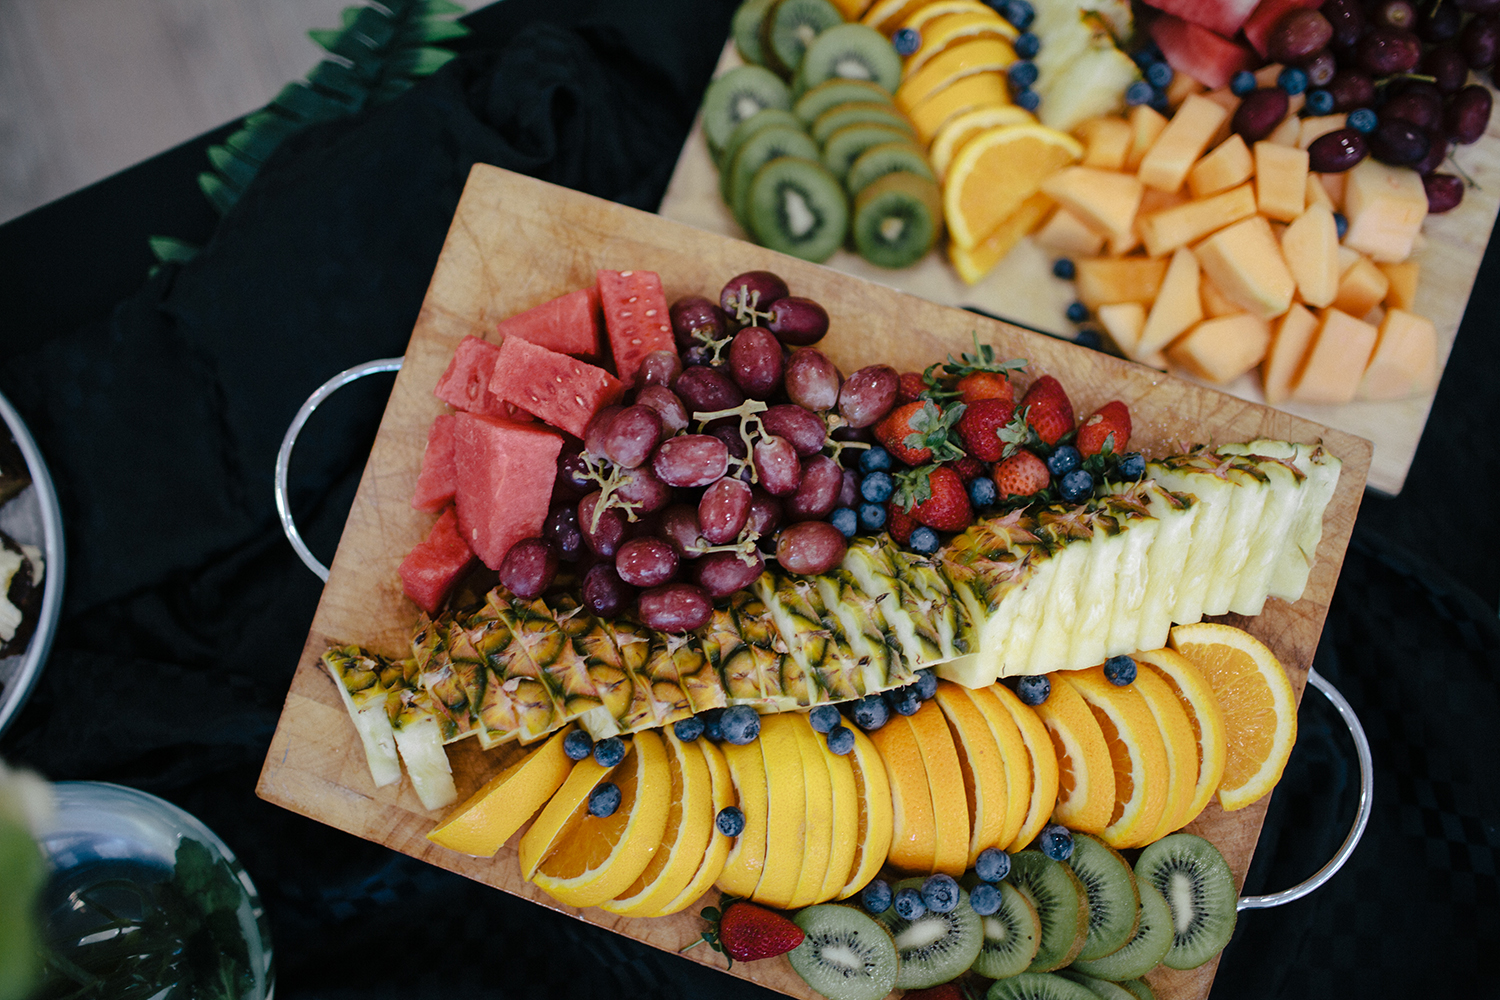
[1446,151,1479,189]
[691,325,734,365]
[686,529,763,565]
[724,284,775,327]
[694,399,771,484]
[577,451,644,530]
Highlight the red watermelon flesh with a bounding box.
[411,414,457,513]
[1243,0,1323,56]
[451,413,563,569]
[1139,0,1262,39]
[496,287,602,359]
[433,335,531,421]
[399,507,475,615]
[597,269,676,388]
[489,336,624,438]
[1150,14,1257,89]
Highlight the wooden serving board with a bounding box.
[257,164,1372,1000]
[657,42,1500,497]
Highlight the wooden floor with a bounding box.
[0,0,474,224]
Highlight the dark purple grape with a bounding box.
[707,422,750,460]
[1370,117,1431,164]
[1358,26,1422,73]
[1458,0,1500,13]
[719,271,789,320]
[1462,14,1500,67]
[660,504,706,559]
[638,583,713,632]
[1308,128,1370,171]
[838,365,899,428]
[672,365,745,415]
[583,404,624,456]
[1370,0,1415,30]
[544,504,584,562]
[1233,88,1291,142]
[582,563,635,618]
[838,468,860,508]
[616,465,672,514]
[639,349,684,388]
[784,455,845,522]
[1320,0,1365,48]
[1304,49,1337,87]
[767,296,831,346]
[747,489,784,543]
[579,492,628,556]
[556,449,594,497]
[829,423,873,445]
[1419,0,1462,42]
[761,404,828,456]
[727,326,784,398]
[1269,9,1334,62]
[1447,84,1494,143]
[1422,45,1468,94]
[775,521,848,575]
[653,434,730,487]
[1424,172,1465,212]
[615,537,679,588]
[699,477,752,544]
[498,537,558,599]
[753,435,803,496]
[1383,88,1444,131]
[1327,70,1376,111]
[1410,129,1449,174]
[784,349,843,411]
[599,405,662,469]
[635,385,689,435]
[670,295,729,352]
[693,550,766,598]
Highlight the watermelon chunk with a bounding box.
[399,507,476,615]
[452,413,563,569]
[1139,0,1262,39]
[1243,0,1324,57]
[489,336,624,438]
[496,287,602,359]
[433,335,531,421]
[1149,14,1257,89]
[597,269,676,388]
[411,414,457,513]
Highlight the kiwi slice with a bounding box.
[1009,850,1091,973]
[844,140,934,196]
[1066,832,1141,963]
[971,880,1042,980]
[795,78,894,123]
[811,101,916,145]
[851,171,941,269]
[821,122,912,179]
[875,877,985,989]
[727,124,822,224]
[1057,970,1144,1000]
[760,0,845,78]
[1116,980,1156,1000]
[788,904,900,1000]
[797,22,904,93]
[720,109,806,199]
[1134,833,1237,971]
[732,0,777,66]
[702,65,793,157]
[985,972,1104,1000]
[1068,878,1172,982]
[745,157,850,263]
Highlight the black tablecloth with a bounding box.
[1,1,1495,996]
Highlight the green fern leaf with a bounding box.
[420,0,468,15]
[370,78,417,102]
[272,82,347,123]
[350,6,399,47]
[147,236,201,264]
[306,61,369,103]
[227,115,298,162]
[396,17,470,45]
[388,46,457,77]
[198,173,240,215]
[340,6,361,28]
[206,145,259,188]
[308,28,344,52]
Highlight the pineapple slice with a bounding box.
[637,627,697,726]
[727,591,802,713]
[1062,505,1129,671]
[388,661,457,811]
[1200,455,1272,616]
[412,614,487,743]
[468,594,561,742]
[841,537,945,668]
[793,574,870,701]
[1219,440,1342,603]
[597,617,665,732]
[887,546,976,661]
[1148,454,1239,626]
[815,568,909,694]
[1214,449,1308,616]
[500,596,606,725]
[1098,488,1161,657]
[323,646,402,788]
[1018,509,1102,673]
[753,572,834,705]
[549,594,637,739]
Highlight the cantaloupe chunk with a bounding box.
[1138,94,1230,193]
[1200,274,1242,317]
[1187,134,1253,198]
[1097,301,1147,352]
[1253,63,1284,87]
[1200,87,1242,117]
[1077,117,1134,171]
[1298,115,1348,150]
[1075,257,1171,309]
[1138,182,1258,257]
[1136,247,1203,358]
[1127,104,1169,171]
[1357,308,1438,400]
[1377,260,1420,310]
[1318,171,1346,209]
[1304,172,1334,211]
[1265,113,1302,147]
[1261,302,1319,404]
[1167,313,1271,383]
[1289,308,1379,404]
[1108,229,1142,256]
[1194,216,1296,319]
[949,191,1054,284]
[1342,158,1428,262]
[1166,72,1205,109]
[1333,255,1390,317]
[1337,244,1361,276]
[1040,167,1145,241]
[1034,207,1107,257]
[1254,142,1309,222]
[1280,203,1340,308]
[1115,188,1189,256]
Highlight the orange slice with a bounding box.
[426,727,574,857]
[933,681,1010,866]
[754,714,809,907]
[715,737,770,896]
[867,713,937,873]
[1131,664,1202,845]
[928,104,1037,182]
[896,38,1019,114]
[1032,671,1115,834]
[1170,623,1299,812]
[830,0,876,19]
[908,72,1012,146]
[820,730,861,903]
[652,737,735,916]
[900,0,1019,38]
[943,123,1083,249]
[948,189,1054,285]
[837,724,895,898]
[862,0,931,34]
[905,11,1019,77]
[987,683,1059,852]
[958,685,1032,851]
[517,748,617,880]
[906,699,973,876]
[788,715,835,908]
[1135,647,1229,830]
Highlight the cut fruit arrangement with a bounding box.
[319,258,1338,998]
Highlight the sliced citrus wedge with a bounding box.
[1135,647,1229,830]
[1131,662,1203,844]
[867,713,937,874]
[988,682,1059,852]
[928,104,1037,182]
[754,714,808,908]
[960,684,1032,851]
[906,698,973,876]
[715,737,770,897]
[900,0,1019,39]
[905,11,1020,77]
[653,737,735,917]
[517,749,617,880]
[897,38,1019,114]
[426,726,574,857]
[788,715,835,908]
[837,724,895,899]
[948,190,1054,285]
[819,731,861,903]
[943,123,1082,249]
[908,72,1012,146]
[862,0,931,34]
[1058,667,1171,849]
[933,681,1010,867]
[1032,671,1115,834]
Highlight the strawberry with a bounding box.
[956,397,1016,462]
[931,335,1027,404]
[993,449,1051,498]
[955,370,1015,405]
[1019,374,1075,446]
[886,501,918,544]
[896,370,928,404]
[1076,400,1132,457]
[905,465,974,532]
[943,456,985,482]
[686,898,804,967]
[874,400,966,467]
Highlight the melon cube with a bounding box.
[1148,15,1257,89]
[1136,247,1203,358]
[491,336,624,438]
[1200,275,1242,317]
[1342,158,1428,262]
[1115,189,1189,255]
[1034,207,1108,257]
[1280,203,1340,308]
[1187,134,1253,198]
[496,286,603,359]
[452,413,563,570]
[1138,94,1231,193]
[1254,63,1285,88]
[598,269,676,387]
[411,414,458,513]
[434,335,528,419]
[1138,182,1257,257]
[1167,313,1271,383]
[1265,114,1302,147]
[1304,172,1334,211]
[1127,104,1170,171]
[1194,216,1296,320]
[1097,302,1147,353]
[1378,260,1421,310]
[1075,257,1171,310]
[1254,142,1309,222]
[1333,256,1390,317]
[1358,308,1438,400]
[1261,302,1320,405]
[1108,228,1142,257]
[1041,167,1145,240]
[1289,309,1379,404]
[1165,71,1205,110]
[1199,87,1242,119]
[399,507,476,616]
[1338,245,1362,276]
[1318,171,1346,209]
[1077,117,1134,171]
[1298,115,1349,150]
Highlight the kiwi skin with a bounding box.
[787,903,900,1000]
[1008,850,1091,973]
[1135,833,1238,971]
[1067,832,1141,963]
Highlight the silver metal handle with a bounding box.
[1237,666,1373,910]
[274,358,404,582]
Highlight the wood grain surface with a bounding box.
[257,164,1373,1000]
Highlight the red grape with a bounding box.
[1269,9,1334,62]
[615,537,679,588]
[746,489,784,542]
[1461,14,1499,67]
[775,521,848,575]
[582,562,636,617]
[1446,84,1494,144]
[1327,70,1376,111]
[555,449,593,497]
[1370,0,1416,30]
[544,504,584,562]
[584,404,624,455]
[1458,0,1500,13]
[1307,128,1370,171]
[1304,49,1337,86]
[639,349,683,388]
[498,537,558,599]
[767,296,831,346]
[1410,129,1449,174]
[838,365,900,428]
[1383,89,1444,131]
[1358,27,1423,73]
[1233,88,1291,143]
[761,403,828,456]
[635,385,689,435]
[1320,0,1365,48]
[579,492,628,556]
[1370,118,1431,165]
[673,365,745,414]
[753,435,803,495]
[638,583,713,632]
[727,326,785,398]
[719,271,789,319]
[699,477,753,544]
[1422,45,1469,94]
[693,550,766,598]
[1424,172,1465,211]
[660,504,706,559]
[669,295,729,352]
[653,434,731,487]
[838,468,860,508]
[784,455,845,522]
[784,349,843,411]
[616,465,672,514]
[599,404,663,469]
[1419,0,1462,41]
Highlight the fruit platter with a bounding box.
[257,164,1371,1000]
[657,0,1500,496]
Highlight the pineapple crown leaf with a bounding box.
[903,400,967,463]
[893,463,942,511]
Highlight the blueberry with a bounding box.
[851,694,890,731]
[861,470,894,504]
[592,736,626,767]
[1117,452,1145,479]
[588,781,621,817]
[1014,31,1040,58]
[1278,66,1308,96]
[826,724,856,756]
[1039,822,1074,861]
[969,882,1002,916]
[1002,0,1034,30]
[1230,70,1257,97]
[975,846,1013,883]
[860,446,894,474]
[1066,301,1089,323]
[858,501,888,532]
[1125,80,1153,106]
[1146,60,1173,88]
[831,506,859,538]
[1015,674,1050,706]
[1047,444,1081,477]
[886,685,922,717]
[915,668,938,700]
[1306,88,1334,115]
[893,886,927,921]
[1348,108,1377,134]
[1015,88,1041,112]
[809,704,842,734]
[1148,92,1170,115]
[674,716,705,742]
[893,27,921,56]
[922,873,960,913]
[1334,212,1348,240]
[968,475,998,509]
[909,526,939,555]
[1131,43,1162,68]
[1104,654,1138,685]
[719,705,761,745]
[862,878,893,915]
[701,708,725,742]
[1060,467,1094,502]
[1008,61,1038,90]
[1074,328,1104,351]
[1052,257,1076,280]
[716,805,746,837]
[563,729,594,761]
